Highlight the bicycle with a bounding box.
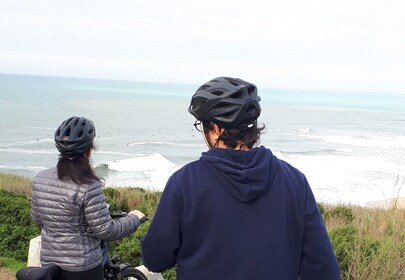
[16,212,148,280]
[103,253,148,280]
[16,255,148,280]
[16,254,148,280]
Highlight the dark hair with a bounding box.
[203,120,265,149]
[56,145,99,185]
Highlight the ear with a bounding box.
[211,123,225,140]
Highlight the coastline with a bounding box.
[366,196,405,210]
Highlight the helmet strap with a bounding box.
[201,122,213,149]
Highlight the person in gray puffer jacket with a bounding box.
[31,116,145,280]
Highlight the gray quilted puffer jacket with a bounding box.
[30,167,141,272]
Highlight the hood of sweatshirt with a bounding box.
[200,146,279,202]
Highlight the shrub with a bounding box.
[108,221,149,266]
[325,206,354,224]
[317,203,325,217]
[103,187,122,212]
[1,172,404,280]
[103,187,161,218]
[0,190,40,261]
[328,225,357,274]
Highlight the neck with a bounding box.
[215,140,250,151]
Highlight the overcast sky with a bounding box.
[1,0,404,93]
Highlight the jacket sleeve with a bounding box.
[30,183,43,227]
[299,179,340,280]
[141,174,184,272]
[83,181,141,241]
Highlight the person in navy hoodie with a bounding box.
[141,77,340,280]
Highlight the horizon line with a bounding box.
[1,71,403,96]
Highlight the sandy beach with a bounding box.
[366,197,405,210]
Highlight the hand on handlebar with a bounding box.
[129,210,146,223]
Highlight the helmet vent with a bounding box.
[74,118,79,126]
[247,85,256,96]
[197,85,210,91]
[65,127,71,136]
[221,110,236,119]
[211,90,224,96]
[77,130,84,138]
[246,103,259,116]
[228,80,240,87]
[230,90,243,99]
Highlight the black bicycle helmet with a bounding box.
[54,116,96,155]
[188,77,261,129]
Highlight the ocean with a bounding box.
[1,73,404,206]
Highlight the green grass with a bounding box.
[103,187,161,218]
[0,173,31,197]
[323,204,405,280]
[0,257,25,274]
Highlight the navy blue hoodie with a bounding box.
[141,146,340,280]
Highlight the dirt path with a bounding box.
[0,266,15,280]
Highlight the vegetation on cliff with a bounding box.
[0,173,404,279]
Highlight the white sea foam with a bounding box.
[278,148,353,156]
[0,165,47,173]
[127,141,202,148]
[273,151,284,159]
[0,138,54,147]
[0,148,55,154]
[335,148,354,153]
[105,153,175,172]
[297,128,313,134]
[279,153,405,206]
[94,150,145,156]
[144,166,182,191]
[29,127,54,130]
[103,167,181,191]
[303,133,405,149]
[99,153,179,191]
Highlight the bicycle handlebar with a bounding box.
[110,212,148,223]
